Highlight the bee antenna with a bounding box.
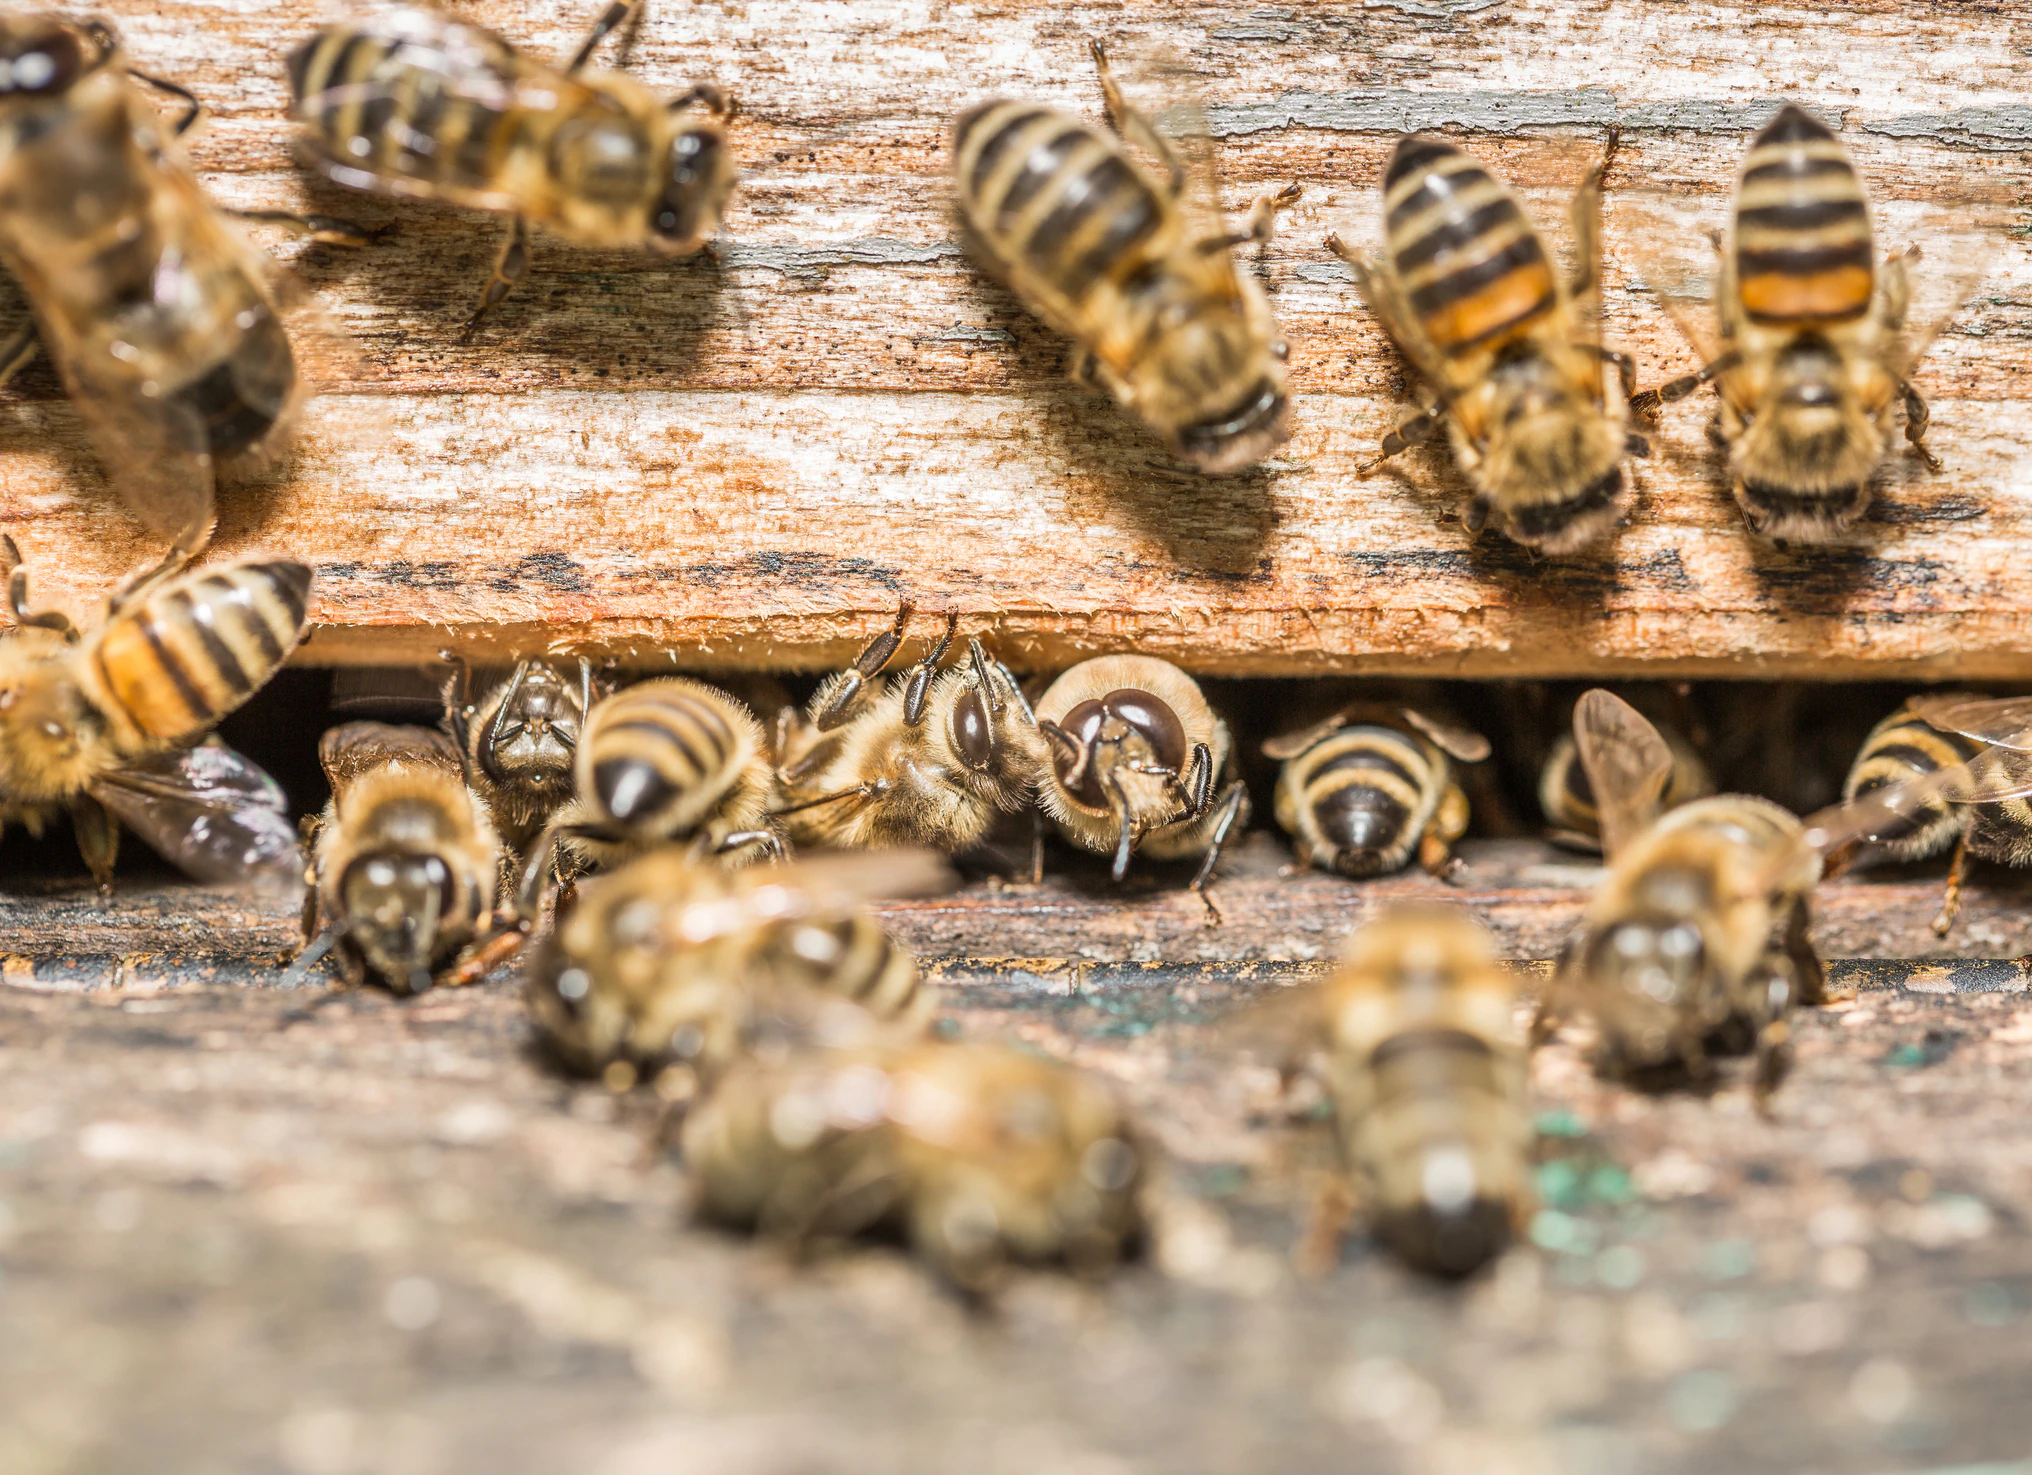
[482,661,532,784]
[1108,773,1136,882]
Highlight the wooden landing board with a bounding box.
[2,1,2030,676]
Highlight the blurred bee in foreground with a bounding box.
[772,606,1047,860]
[684,1038,1146,1293]
[289,2,735,332]
[1841,692,2032,936]
[951,40,1297,474]
[0,537,307,890]
[297,722,518,996]
[1033,654,1247,919]
[1627,105,1987,539]
[527,848,946,1094]
[1539,697,1711,851]
[1329,130,1644,553]
[519,675,779,918]
[1535,691,1834,1106]
[0,16,356,553]
[1276,906,1531,1279]
[1264,704,1490,879]
[444,657,594,865]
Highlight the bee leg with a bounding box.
[1751,1019,1792,1118]
[437,922,530,989]
[1088,38,1184,197]
[1898,378,1943,473]
[231,209,390,249]
[463,216,532,337]
[1931,833,1971,939]
[105,543,194,615]
[1028,808,1046,885]
[1357,409,1443,476]
[1294,1174,1359,1280]
[566,0,637,74]
[0,322,37,387]
[666,83,731,117]
[1188,781,1249,925]
[1578,343,1639,400]
[768,781,887,819]
[713,829,785,863]
[127,67,203,137]
[1230,182,1304,252]
[1783,896,1842,1006]
[811,602,913,731]
[1629,352,1738,420]
[0,536,74,638]
[69,796,119,894]
[1417,830,1464,884]
[902,611,958,727]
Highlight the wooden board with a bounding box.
[3,0,2031,675]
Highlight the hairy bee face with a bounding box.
[340,850,452,995]
[0,646,102,799]
[0,19,90,102]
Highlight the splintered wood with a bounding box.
[1,1,2029,676]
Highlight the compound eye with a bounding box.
[951,688,994,771]
[1101,688,1186,771]
[0,27,84,94]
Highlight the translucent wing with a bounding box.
[1572,689,1673,860]
[1606,187,1732,373]
[1803,727,2032,859]
[1262,703,1488,763]
[664,851,957,948]
[91,737,301,890]
[1261,711,1349,762]
[1906,694,2032,752]
[319,721,461,794]
[1399,708,1492,763]
[1869,201,2000,380]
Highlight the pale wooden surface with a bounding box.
[2,1,2030,674]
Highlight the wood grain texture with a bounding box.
[2,0,2030,674]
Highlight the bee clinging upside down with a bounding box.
[0,537,307,891]
[444,657,594,861]
[1329,130,1645,553]
[1264,704,1490,880]
[951,41,1297,474]
[290,2,735,331]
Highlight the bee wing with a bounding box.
[1869,201,2000,380]
[666,850,958,948]
[1572,688,1674,861]
[1904,695,2032,753]
[1803,740,2032,859]
[1261,710,1350,761]
[318,721,462,792]
[1606,187,1732,373]
[1399,708,1491,763]
[90,737,301,891]
[57,368,219,550]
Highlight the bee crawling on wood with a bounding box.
[684,1037,1147,1293]
[289,1,736,332]
[1624,104,1991,539]
[1329,129,1646,553]
[0,536,308,891]
[1264,704,1490,880]
[951,40,1298,474]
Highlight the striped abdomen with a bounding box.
[952,101,1167,307]
[768,913,926,1025]
[289,11,525,199]
[91,560,311,743]
[1381,135,1557,358]
[1541,727,1712,845]
[1843,705,1982,860]
[579,678,757,836]
[1278,725,1441,877]
[1734,105,1873,326]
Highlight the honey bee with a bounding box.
[1263,705,1490,879]
[951,41,1297,474]
[1328,130,1644,553]
[1032,654,1247,915]
[1533,691,1830,1104]
[683,1038,1146,1291]
[1626,105,1987,539]
[526,848,948,1091]
[0,17,353,551]
[0,536,308,890]
[772,606,1048,858]
[289,2,735,331]
[1285,906,1531,1279]
[443,657,594,858]
[1539,699,1711,852]
[298,722,518,996]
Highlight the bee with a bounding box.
[1627,105,1985,539]
[518,675,780,916]
[1285,906,1531,1279]
[0,536,308,890]
[1533,691,1830,1105]
[526,848,947,1091]
[298,722,517,997]
[771,606,1048,859]
[1328,130,1644,553]
[289,2,735,331]
[951,41,1297,474]
[443,657,594,857]
[1840,693,2032,936]
[1539,700,1712,852]
[1032,654,1247,915]
[1263,705,1490,879]
[0,17,356,551]
[684,1037,1145,1292]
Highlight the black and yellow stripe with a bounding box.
[580,678,754,834]
[1843,702,1984,861]
[1276,724,1441,877]
[1381,135,1556,358]
[771,915,922,1022]
[1734,105,1874,327]
[93,560,311,742]
[1540,724,1711,846]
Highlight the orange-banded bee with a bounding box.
[1539,705,1711,852]
[1282,906,1531,1279]
[1263,705,1490,879]
[444,657,594,859]
[289,2,735,331]
[1033,654,1247,916]
[297,722,516,997]
[527,848,946,1091]
[518,675,779,916]
[0,537,308,890]
[1627,105,1987,539]
[1535,691,1831,1106]
[951,41,1297,474]
[772,606,1048,858]
[1329,131,1644,553]
[0,16,356,551]
[1841,693,2032,936]
[684,1038,1146,1292]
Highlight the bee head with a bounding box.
[944,639,1047,793]
[648,123,731,252]
[0,643,98,797]
[339,850,452,995]
[0,19,92,101]
[478,661,581,793]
